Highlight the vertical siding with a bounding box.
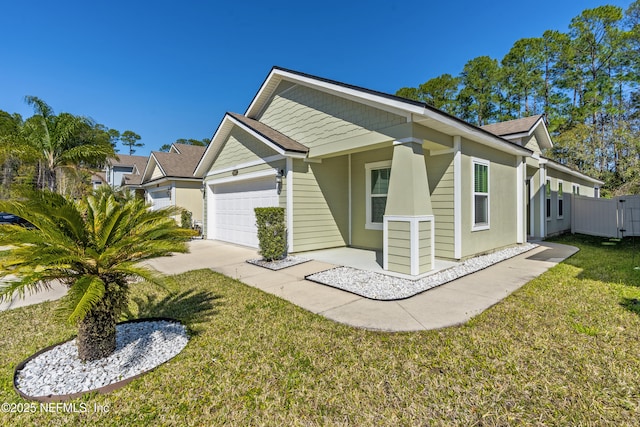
[258,84,406,150]
[292,157,348,252]
[387,221,411,275]
[426,153,455,259]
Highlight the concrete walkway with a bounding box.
[1,240,577,332]
[144,240,577,331]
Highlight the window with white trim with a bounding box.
[545,179,552,220]
[572,184,580,195]
[365,161,392,230]
[557,181,564,219]
[472,158,489,230]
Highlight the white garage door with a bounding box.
[149,190,171,211]
[212,178,279,248]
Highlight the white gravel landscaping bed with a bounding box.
[306,243,538,300]
[14,320,189,399]
[247,256,310,270]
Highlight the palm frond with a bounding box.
[62,275,106,325]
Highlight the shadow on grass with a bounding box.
[121,289,222,335]
[548,234,640,285]
[620,297,640,317]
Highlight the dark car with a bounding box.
[0,212,30,226]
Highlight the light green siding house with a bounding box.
[194,67,602,277]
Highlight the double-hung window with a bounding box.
[365,161,391,230]
[472,158,489,230]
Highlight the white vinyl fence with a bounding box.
[572,195,640,238]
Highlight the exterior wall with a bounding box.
[150,163,163,180]
[425,151,455,259]
[544,167,597,236]
[460,139,519,258]
[523,135,542,155]
[258,83,406,151]
[386,221,411,275]
[111,166,133,188]
[350,146,394,250]
[202,130,285,239]
[175,181,204,223]
[291,157,348,252]
[211,127,279,170]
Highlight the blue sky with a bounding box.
[0,0,634,156]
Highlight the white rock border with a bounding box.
[306,243,539,300]
[13,319,189,402]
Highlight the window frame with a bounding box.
[471,157,490,231]
[365,160,392,230]
[557,180,564,219]
[545,178,552,220]
[572,183,580,196]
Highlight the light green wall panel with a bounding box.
[350,147,394,250]
[426,152,455,259]
[258,83,406,151]
[460,139,519,258]
[291,157,348,252]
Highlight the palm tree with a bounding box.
[19,96,115,192]
[0,188,193,361]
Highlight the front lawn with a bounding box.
[1,235,640,425]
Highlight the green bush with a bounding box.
[254,207,287,261]
[181,210,193,229]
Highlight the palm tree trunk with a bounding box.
[77,298,118,361]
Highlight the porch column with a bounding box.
[383,138,434,276]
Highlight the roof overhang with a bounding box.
[541,157,604,185]
[194,113,307,178]
[246,67,532,158]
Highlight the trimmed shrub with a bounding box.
[181,210,193,229]
[254,207,287,261]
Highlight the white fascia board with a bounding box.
[544,159,604,185]
[194,117,233,177]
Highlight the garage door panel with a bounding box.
[211,178,279,248]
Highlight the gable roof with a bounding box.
[194,112,308,177]
[142,144,206,184]
[244,66,532,158]
[481,115,552,150]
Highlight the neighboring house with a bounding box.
[193,67,602,277]
[91,172,106,189]
[141,143,206,224]
[481,116,603,238]
[104,154,148,190]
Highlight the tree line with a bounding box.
[396,2,640,196]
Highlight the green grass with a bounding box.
[2,234,640,425]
